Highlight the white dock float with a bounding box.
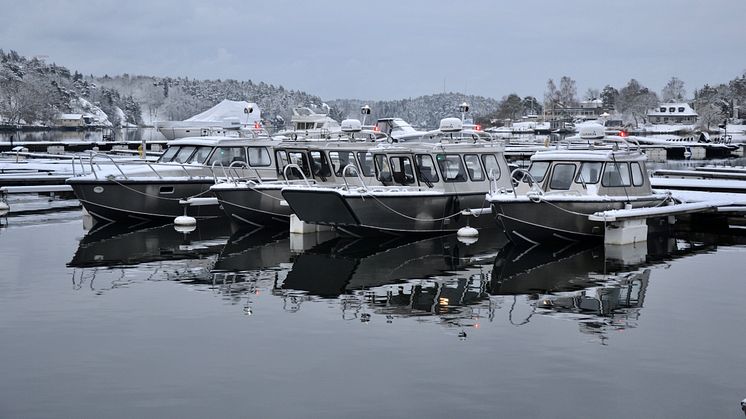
[289,214,332,234]
[589,200,736,245]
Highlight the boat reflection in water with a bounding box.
[67,219,233,292]
[66,215,745,340]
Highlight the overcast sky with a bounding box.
[1,0,744,101]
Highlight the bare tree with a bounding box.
[559,76,578,106]
[544,78,559,111]
[661,77,686,102]
[617,79,659,126]
[696,103,725,130]
[584,88,600,101]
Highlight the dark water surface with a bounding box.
[1,212,746,418]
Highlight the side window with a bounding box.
[207,147,246,166]
[482,154,501,180]
[173,146,196,163]
[436,154,467,182]
[187,146,213,164]
[284,151,310,179]
[602,162,631,187]
[329,151,356,176]
[463,154,485,181]
[357,152,374,177]
[374,154,392,183]
[415,154,439,183]
[389,156,415,185]
[248,147,271,167]
[549,163,577,190]
[158,146,180,162]
[309,151,332,178]
[575,162,602,184]
[631,162,644,186]
[528,161,550,182]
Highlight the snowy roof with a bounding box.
[647,103,697,117]
[58,113,83,119]
[184,99,260,123]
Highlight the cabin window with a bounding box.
[310,151,332,179]
[601,162,631,187]
[158,146,180,162]
[575,162,602,184]
[278,151,310,179]
[173,146,196,164]
[187,146,213,164]
[415,154,439,183]
[248,147,271,167]
[436,154,467,182]
[357,152,375,177]
[528,161,550,182]
[329,151,357,176]
[374,154,392,183]
[631,162,644,186]
[482,154,501,180]
[389,156,415,185]
[207,147,247,167]
[549,163,577,190]
[463,154,485,181]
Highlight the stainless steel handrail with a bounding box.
[89,153,129,180]
[283,164,311,187]
[509,167,544,198]
[341,163,366,191]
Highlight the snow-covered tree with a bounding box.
[661,76,686,102]
[600,85,619,110]
[584,88,600,101]
[616,79,658,126]
[544,79,559,110]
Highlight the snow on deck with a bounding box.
[588,200,734,222]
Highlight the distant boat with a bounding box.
[156,99,261,141]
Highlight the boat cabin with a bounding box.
[368,143,510,191]
[273,142,380,186]
[155,137,279,179]
[517,149,653,196]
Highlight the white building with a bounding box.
[647,103,697,125]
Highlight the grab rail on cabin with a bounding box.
[509,167,545,198]
[340,164,367,192]
[283,163,311,187]
[88,153,132,180]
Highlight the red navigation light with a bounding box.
[475,124,482,131]
[619,130,628,137]
[373,124,380,132]
[254,122,261,129]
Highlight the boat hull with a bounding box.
[213,186,291,227]
[492,197,665,245]
[282,188,495,236]
[68,179,224,223]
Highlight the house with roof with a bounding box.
[647,103,698,125]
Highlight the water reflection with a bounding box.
[66,220,746,341]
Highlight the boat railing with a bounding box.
[340,163,367,192]
[70,154,88,177]
[88,153,132,180]
[508,167,545,198]
[283,163,311,187]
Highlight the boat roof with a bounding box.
[530,149,646,162]
[166,136,278,147]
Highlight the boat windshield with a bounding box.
[248,147,271,167]
[528,161,550,182]
[357,152,375,177]
[601,162,631,187]
[172,146,197,164]
[549,163,576,190]
[415,154,439,183]
[158,146,180,163]
[436,154,467,182]
[390,156,415,185]
[482,154,501,180]
[575,162,602,184]
[207,147,247,167]
[463,154,485,181]
[187,146,213,164]
[309,151,332,179]
[329,151,356,177]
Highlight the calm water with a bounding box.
[1,209,745,418]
